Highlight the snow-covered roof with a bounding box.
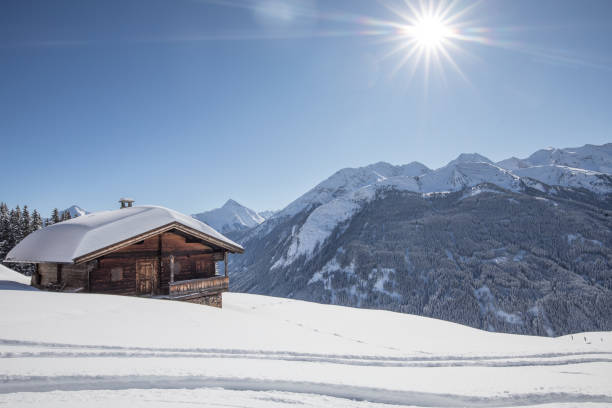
[5,206,244,264]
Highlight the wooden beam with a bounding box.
[224,252,228,277]
[157,234,163,295]
[170,255,175,283]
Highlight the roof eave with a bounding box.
[73,221,243,264]
[3,258,75,265]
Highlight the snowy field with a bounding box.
[1,265,611,407]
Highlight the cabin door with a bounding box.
[136,260,156,295]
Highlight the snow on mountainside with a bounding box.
[259,144,612,269]
[192,199,265,234]
[268,144,612,244]
[277,161,430,218]
[418,161,521,193]
[270,160,526,269]
[229,142,612,337]
[444,152,493,167]
[1,267,611,407]
[257,209,277,219]
[515,165,612,194]
[64,205,88,218]
[523,143,612,173]
[221,143,612,251]
[495,156,530,170]
[272,161,524,269]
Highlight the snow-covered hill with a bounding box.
[0,264,32,287]
[192,199,265,234]
[0,269,611,407]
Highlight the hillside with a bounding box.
[0,264,32,287]
[0,271,611,407]
[229,143,612,336]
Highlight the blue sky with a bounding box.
[1,0,611,216]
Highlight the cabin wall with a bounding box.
[88,231,223,296]
[36,262,87,289]
[90,257,140,295]
[159,232,218,289]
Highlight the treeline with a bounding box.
[0,203,73,274]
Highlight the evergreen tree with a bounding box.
[49,208,60,225]
[8,206,22,247]
[0,203,42,275]
[61,210,72,221]
[21,205,31,239]
[0,203,9,260]
[31,210,43,233]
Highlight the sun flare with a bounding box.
[368,0,483,82]
[411,16,452,48]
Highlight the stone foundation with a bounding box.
[184,293,222,308]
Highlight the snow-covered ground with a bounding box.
[0,268,611,407]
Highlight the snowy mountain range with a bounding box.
[227,142,612,336]
[192,199,267,234]
[272,143,612,222]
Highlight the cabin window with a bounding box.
[111,267,123,281]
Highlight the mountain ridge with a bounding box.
[228,142,612,337]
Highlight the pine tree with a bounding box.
[31,210,43,233]
[0,203,9,260]
[21,205,31,239]
[8,206,22,247]
[49,208,60,225]
[61,210,72,221]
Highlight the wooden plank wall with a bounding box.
[87,231,223,296]
[37,262,88,289]
[89,235,159,295]
[159,232,217,291]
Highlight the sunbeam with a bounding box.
[368,0,481,85]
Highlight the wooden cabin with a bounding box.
[4,201,244,307]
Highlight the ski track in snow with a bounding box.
[1,339,612,368]
[1,278,611,408]
[1,375,612,407]
[2,337,612,407]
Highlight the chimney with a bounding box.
[119,198,135,209]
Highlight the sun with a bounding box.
[368,0,483,82]
[411,16,452,49]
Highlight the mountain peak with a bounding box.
[64,205,88,218]
[496,157,529,171]
[193,199,264,234]
[223,199,243,209]
[447,153,493,167]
